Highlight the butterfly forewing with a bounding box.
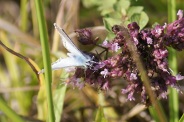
[54,23,87,59]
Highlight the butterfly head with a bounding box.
[83,52,99,70]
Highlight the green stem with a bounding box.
[179,114,184,122]
[20,0,28,32]
[0,97,25,122]
[34,0,55,121]
[167,0,178,122]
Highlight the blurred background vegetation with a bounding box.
[0,0,184,122]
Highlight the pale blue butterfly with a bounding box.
[39,23,93,74]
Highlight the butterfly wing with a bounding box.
[54,23,87,59]
[38,57,85,74]
[38,24,92,74]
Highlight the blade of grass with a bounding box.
[149,101,165,122]
[0,97,24,122]
[95,106,108,122]
[167,0,178,122]
[20,0,28,32]
[34,0,55,121]
[179,114,184,122]
[30,0,39,38]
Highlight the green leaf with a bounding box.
[123,20,131,27]
[139,11,149,30]
[95,106,108,122]
[107,32,116,40]
[127,6,144,18]
[54,70,68,122]
[81,0,99,8]
[97,0,116,11]
[152,22,160,28]
[54,84,67,122]
[106,11,122,19]
[130,13,140,24]
[101,8,115,16]
[103,17,122,32]
[97,0,116,15]
[113,0,130,12]
[130,11,149,30]
[149,106,159,122]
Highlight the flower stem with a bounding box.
[34,0,55,121]
[122,27,167,122]
[167,0,178,122]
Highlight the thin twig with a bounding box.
[0,40,40,80]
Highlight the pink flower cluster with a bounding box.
[68,10,184,104]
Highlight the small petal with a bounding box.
[176,74,184,80]
[155,28,162,36]
[130,73,137,80]
[127,92,135,101]
[100,68,109,78]
[111,43,121,52]
[133,37,139,45]
[159,92,167,99]
[163,23,167,29]
[102,81,109,90]
[177,10,183,20]
[146,37,153,44]
[102,40,109,47]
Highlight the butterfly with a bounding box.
[38,23,93,74]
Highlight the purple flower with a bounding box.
[110,67,124,77]
[100,68,109,78]
[146,37,153,44]
[130,73,138,80]
[151,25,165,38]
[111,43,121,52]
[102,40,121,52]
[64,10,184,105]
[75,28,94,45]
[102,81,110,90]
[177,10,183,20]
[175,74,184,80]
[127,92,135,101]
[133,37,139,45]
[128,22,140,45]
[153,49,168,60]
[166,9,184,50]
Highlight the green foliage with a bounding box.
[53,70,68,122]
[179,114,184,122]
[103,18,122,32]
[35,0,55,121]
[95,106,108,122]
[130,11,149,30]
[81,0,149,39]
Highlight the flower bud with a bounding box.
[75,29,93,45]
